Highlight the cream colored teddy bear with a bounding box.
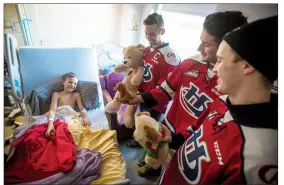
[133,112,169,169]
[105,44,144,128]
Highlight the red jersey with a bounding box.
[142,55,222,136]
[160,96,278,184]
[139,43,181,112]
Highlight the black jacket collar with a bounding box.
[224,95,278,130]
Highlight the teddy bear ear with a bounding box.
[137,44,145,51]
[136,111,150,117]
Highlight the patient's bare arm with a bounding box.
[76,92,90,127]
[45,92,58,138]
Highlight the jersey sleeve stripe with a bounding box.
[163,116,176,133]
[160,85,172,100]
[166,80,176,92]
[161,80,176,98]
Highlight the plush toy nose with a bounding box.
[122,60,127,64]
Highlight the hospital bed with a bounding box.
[4,33,130,185]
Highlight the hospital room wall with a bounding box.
[118,4,143,47]
[20,4,123,47]
[8,4,278,47]
[4,4,25,47]
[20,3,158,47]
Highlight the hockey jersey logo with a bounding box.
[180,82,213,119]
[143,60,153,82]
[184,69,200,79]
[178,125,211,184]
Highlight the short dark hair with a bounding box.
[203,11,248,44]
[62,72,78,81]
[143,13,164,29]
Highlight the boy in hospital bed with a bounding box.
[45,72,90,138]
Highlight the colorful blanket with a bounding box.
[16,148,102,185]
[5,120,76,184]
[6,108,125,184]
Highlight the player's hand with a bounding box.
[121,95,144,105]
[160,124,172,143]
[82,118,91,127]
[129,95,144,105]
[45,121,55,139]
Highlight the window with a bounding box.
[161,11,205,60]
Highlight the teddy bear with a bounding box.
[105,44,145,128]
[133,112,169,169]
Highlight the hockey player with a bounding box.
[159,15,278,185]
[126,13,181,176]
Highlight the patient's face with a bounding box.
[62,77,78,92]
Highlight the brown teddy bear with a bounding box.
[133,112,169,169]
[105,44,144,128]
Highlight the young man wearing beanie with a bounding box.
[125,11,248,176]
[158,15,278,185]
